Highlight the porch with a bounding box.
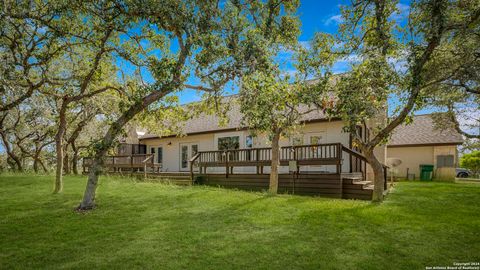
[82,143,388,200]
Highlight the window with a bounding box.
[437,155,454,168]
[292,137,303,146]
[218,136,240,150]
[118,145,128,155]
[310,135,323,145]
[132,144,146,154]
[245,136,254,160]
[246,135,253,148]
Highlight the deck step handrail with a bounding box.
[142,155,154,163]
[189,153,202,182]
[341,145,389,189]
[341,146,367,162]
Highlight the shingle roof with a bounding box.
[139,98,463,146]
[387,114,463,146]
[139,97,329,139]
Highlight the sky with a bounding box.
[176,0,354,104]
[0,1,449,154]
[173,0,432,113]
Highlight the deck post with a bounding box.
[144,163,147,179]
[130,155,133,171]
[225,151,229,178]
[190,161,194,184]
[256,148,260,174]
[336,143,342,174]
[383,166,388,190]
[292,146,299,174]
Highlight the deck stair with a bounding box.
[110,171,193,186]
[144,172,192,185]
[342,174,373,200]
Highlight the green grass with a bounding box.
[1,174,479,270]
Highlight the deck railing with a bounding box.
[191,143,343,177]
[191,143,388,188]
[83,154,160,173]
[196,143,342,165]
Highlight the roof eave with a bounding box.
[387,142,463,148]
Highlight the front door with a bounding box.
[180,143,199,171]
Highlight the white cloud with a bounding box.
[324,14,344,26]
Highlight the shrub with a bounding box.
[460,151,480,178]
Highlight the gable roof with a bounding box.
[387,114,463,147]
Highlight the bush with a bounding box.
[460,151,480,178]
[194,175,205,185]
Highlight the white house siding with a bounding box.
[140,133,214,172]
[139,120,353,173]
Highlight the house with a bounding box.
[82,100,463,199]
[386,114,463,180]
[83,99,380,199]
[135,99,384,176]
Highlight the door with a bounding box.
[180,143,199,171]
[149,146,163,164]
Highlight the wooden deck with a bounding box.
[82,143,387,200]
[197,173,343,197]
[83,154,161,173]
[97,171,374,200]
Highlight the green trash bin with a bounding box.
[419,164,434,181]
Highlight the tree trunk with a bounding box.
[364,148,385,202]
[78,39,190,210]
[33,154,40,173]
[78,117,134,209]
[78,91,168,210]
[6,157,18,171]
[54,101,68,193]
[79,149,109,210]
[0,132,23,172]
[72,145,79,175]
[63,146,70,174]
[269,130,281,194]
[10,154,23,172]
[39,159,48,173]
[67,115,91,175]
[54,137,64,192]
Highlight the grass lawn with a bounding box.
[1,174,479,269]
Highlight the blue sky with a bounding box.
[1,1,437,154]
[177,0,354,104]
[174,0,431,114]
